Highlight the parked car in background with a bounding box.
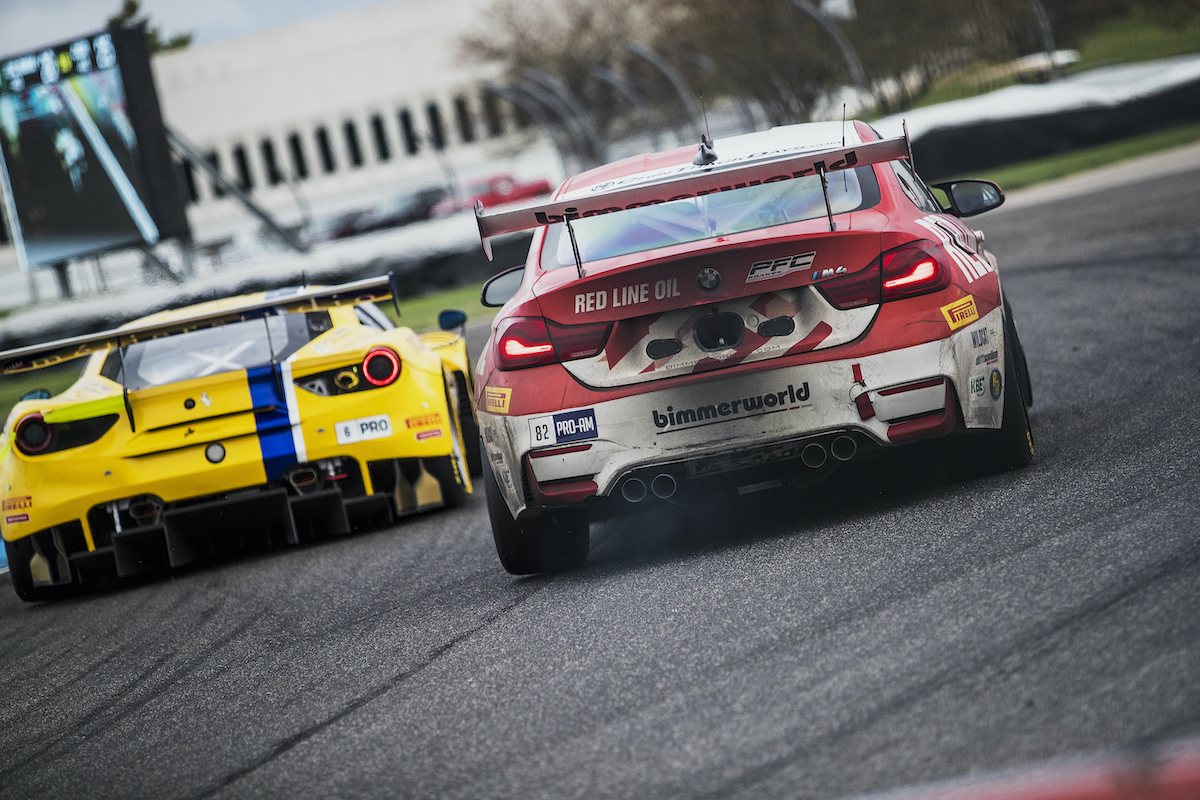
[356,185,449,235]
[432,174,554,217]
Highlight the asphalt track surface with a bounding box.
[1,153,1198,800]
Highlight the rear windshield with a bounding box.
[101,311,331,390]
[540,165,880,269]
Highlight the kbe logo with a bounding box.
[969,374,987,399]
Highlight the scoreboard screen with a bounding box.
[0,25,188,270]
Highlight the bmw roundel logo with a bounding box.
[697,267,721,292]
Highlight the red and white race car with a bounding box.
[472,121,1034,573]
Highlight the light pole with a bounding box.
[591,65,664,151]
[626,42,702,143]
[788,0,869,94]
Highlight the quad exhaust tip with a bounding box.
[651,473,677,500]
[622,478,647,503]
[831,435,857,462]
[801,443,827,469]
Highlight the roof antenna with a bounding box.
[693,91,717,166]
[841,103,847,147]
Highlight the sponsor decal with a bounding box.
[940,297,979,331]
[2,496,31,512]
[653,383,810,433]
[915,215,993,282]
[975,350,999,366]
[970,326,989,348]
[529,408,598,446]
[335,414,392,445]
[575,279,679,314]
[968,373,987,400]
[415,429,444,442]
[746,251,816,283]
[406,413,441,429]
[5,514,29,525]
[200,391,213,408]
[990,368,1003,401]
[811,266,847,281]
[697,268,721,292]
[483,387,511,414]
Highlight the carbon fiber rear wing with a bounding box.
[0,273,400,375]
[474,135,911,260]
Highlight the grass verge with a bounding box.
[380,281,492,331]
[965,122,1200,192]
[0,360,87,426]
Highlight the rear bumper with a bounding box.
[480,307,1006,519]
[3,454,452,590]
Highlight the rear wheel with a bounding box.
[5,538,78,603]
[454,370,483,477]
[944,297,1035,477]
[426,380,470,509]
[987,342,1036,471]
[1003,291,1033,410]
[483,440,589,574]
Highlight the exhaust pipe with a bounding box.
[287,467,319,492]
[831,435,857,462]
[651,473,677,499]
[621,478,647,503]
[801,443,827,469]
[128,496,163,524]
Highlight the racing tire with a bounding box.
[1002,291,1033,410]
[979,304,1036,473]
[5,538,79,603]
[454,370,483,477]
[427,382,471,509]
[483,439,589,575]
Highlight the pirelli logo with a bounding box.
[941,297,979,331]
[483,387,512,414]
[2,496,31,512]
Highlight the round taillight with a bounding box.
[15,414,52,454]
[362,348,400,386]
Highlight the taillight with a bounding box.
[496,317,612,370]
[12,412,118,456]
[817,239,951,310]
[548,320,612,361]
[362,347,400,386]
[817,264,879,310]
[497,318,556,370]
[14,414,52,454]
[880,241,951,301]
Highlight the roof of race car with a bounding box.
[560,121,864,195]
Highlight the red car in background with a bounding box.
[432,174,554,217]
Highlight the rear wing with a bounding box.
[474,135,911,260]
[0,273,400,375]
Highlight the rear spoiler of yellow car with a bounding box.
[0,273,400,376]
[473,134,912,261]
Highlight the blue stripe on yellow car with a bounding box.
[247,365,298,481]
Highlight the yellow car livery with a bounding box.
[0,275,478,601]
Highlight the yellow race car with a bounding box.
[0,275,478,601]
